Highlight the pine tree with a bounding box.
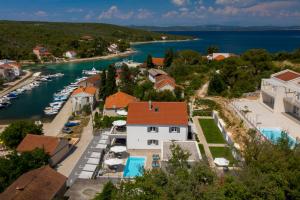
[164,48,174,68]
[120,64,134,94]
[146,54,154,68]
[105,64,117,98]
[99,70,106,100]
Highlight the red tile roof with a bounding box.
[274,71,300,81]
[127,102,188,126]
[0,166,66,200]
[17,134,61,156]
[72,86,97,95]
[79,75,100,84]
[155,78,176,90]
[104,91,138,109]
[214,55,226,61]
[152,58,165,66]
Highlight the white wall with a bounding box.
[148,75,156,83]
[71,94,94,112]
[156,85,174,92]
[127,125,188,149]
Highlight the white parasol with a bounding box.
[112,120,126,126]
[104,158,123,166]
[214,158,230,167]
[110,146,127,153]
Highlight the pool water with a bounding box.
[259,128,297,145]
[123,157,145,178]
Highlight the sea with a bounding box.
[1,31,300,122]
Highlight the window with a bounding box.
[147,140,159,145]
[147,127,158,132]
[169,127,180,133]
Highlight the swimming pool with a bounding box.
[123,156,145,178]
[259,128,297,145]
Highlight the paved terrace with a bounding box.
[232,99,300,140]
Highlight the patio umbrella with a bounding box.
[214,158,229,167]
[110,146,127,153]
[117,110,128,116]
[112,120,126,126]
[104,158,123,166]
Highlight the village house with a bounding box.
[71,86,97,114]
[148,68,168,83]
[152,57,165,68]
[107,43,119,54]
[16,134,70,166]
[64,50,77,59]
[207,53,233,61]
[104,91,138,116]
[33,45,51,60]
[126,101,190,150]
[154,74,177,92]
[78,74,100,88]
[0,59,22,81]
[0,166,67,200]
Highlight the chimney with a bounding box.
[149,100,152,110]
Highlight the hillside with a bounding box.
[0,21,190,61]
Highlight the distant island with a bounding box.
[130,25,300,32]
[0,21,192,62]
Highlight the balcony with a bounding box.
[110,126,127,135]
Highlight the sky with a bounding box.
[0,0,300,26]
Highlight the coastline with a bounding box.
[130,38,199,45]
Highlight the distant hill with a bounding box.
[130,25,300,32]
[0,21,190,61]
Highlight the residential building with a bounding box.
[260,69,300,120]
[0,60,22,80]
[71,87,97,114]
[126,101,189,150]
[33,45,51,60]
[0,166,67,200]
[104,91,138,116]
[78,74,100,88]
[107,43,119,54]
[152,57,165,68]
[207,53,232,61]
[154,74,177,92]
[16,134,70,166]
[65,51,77,59]
[148,68,167,83]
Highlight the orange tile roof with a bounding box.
[274,71,300,81]
[79,75,100,84]
[214,55,226,61]
[104,91,138,109]
[155,74,175,83]
[17,134,61,156]
[152,58,165,66]
[72,86,97,96]
[0,166,66,200]
[155,79,176,90]
[127,102,188,126]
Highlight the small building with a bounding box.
[152,57,165,68]
[148,68,168,83]
[71,87,97,114]
[207,53,232,61]
[161,36,168,40]
[65,51,77,59]
[107,43,119,54]
[0,166,67,200]
[16,134,70,166]
[80,35,94,41]
[126,101,189,150]
[154,74,177,92]
[104,91,138,116]
[0,60,22,81]
[78,74,100,88]
[33,45,51,60]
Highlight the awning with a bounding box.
[82,164,97,172]
[112,120,126,126]
[117,110,128,116]
[214,158,230,167]
[78,171,93,179]
[110,146,127,153]
[90,152,101,158]
[87,158,100,165]
[104,158,123,166]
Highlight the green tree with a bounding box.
[242,49,273,75]
[120,64,134,94]
[208,73,226,96]
[99,70,107,100]
[0,121,43,149]
[207,45,220,54]
[94,181,116,200]
[105,65,117,98]
[164,48,174,68]
[146,54,154,68]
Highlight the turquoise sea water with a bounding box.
[123,156,145,178]
[1,31,300,121]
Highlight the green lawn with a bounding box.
[209,147,235,165]
[199,119,225,144]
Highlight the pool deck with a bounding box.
[232,99,300,140]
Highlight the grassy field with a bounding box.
[209,147,235,165]
[199,119,225,144]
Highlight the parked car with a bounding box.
[62,127,73,134]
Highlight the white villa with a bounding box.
[207,53,232,61]
[126,101,190,150]
[71,87,97,114]
[65,51,77,59]
[260,69,300,120]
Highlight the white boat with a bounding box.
[82,68,100,75]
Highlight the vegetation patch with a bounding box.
[193,98,219,116]
[209,146,235,165]
[199,119,225,144]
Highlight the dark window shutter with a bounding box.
[177,127,180,133]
